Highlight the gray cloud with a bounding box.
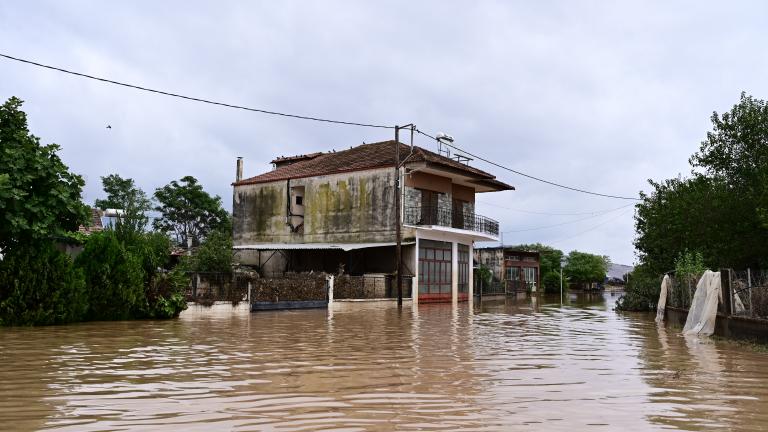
[2,1,767,265]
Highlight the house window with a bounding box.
[295,195,303,206]
[418,240,452,300]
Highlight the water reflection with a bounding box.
[0,293,767,430]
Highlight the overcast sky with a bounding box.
[2,1,767,265]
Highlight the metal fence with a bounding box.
[731,269,768,319]
[404,205,499,237]
[334,274,413,300]
[185,272,250,304]
[665,269,768,319]
[474,278,527,296]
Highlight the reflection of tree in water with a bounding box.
[634,317,768,431]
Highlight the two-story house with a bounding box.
[232,140,513,303]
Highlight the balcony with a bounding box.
[404,205,500,237]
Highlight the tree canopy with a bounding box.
[153,176,229,247]
[634,93,768,275]
[564,251,609,288]
[95,174,152,238]
[0,96,88,251]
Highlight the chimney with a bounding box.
[236,157,243,182]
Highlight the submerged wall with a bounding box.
[666,306,768,344]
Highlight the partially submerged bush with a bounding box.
[142,269,188,318]
[615,263,661,312]
[0,242,88,325]
[76,231,146,321]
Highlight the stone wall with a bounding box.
[251,273,328,303]
[334,274,413,300]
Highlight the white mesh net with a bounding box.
[683,270,722,337]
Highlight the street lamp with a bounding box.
[560,256,567,306]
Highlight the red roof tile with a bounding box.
[235,140,513,190]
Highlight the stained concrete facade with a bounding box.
[233,167,416,245]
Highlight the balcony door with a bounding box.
[420,189,439,225]
[452,199,466,230]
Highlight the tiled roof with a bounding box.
[235,140,513,189]
[77,208,104,235]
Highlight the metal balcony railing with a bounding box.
[404,205,499,237]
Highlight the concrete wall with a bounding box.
[234,167,417,245]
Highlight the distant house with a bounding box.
[77,208,105,235]
[474,247,541,293]
[231,140,513,303]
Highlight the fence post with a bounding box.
[721,268,733,317]
[327,275,334,305]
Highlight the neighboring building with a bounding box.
[474,247,541,292]
[232,140,513,303]
[77,208,105,235]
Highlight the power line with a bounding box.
[0,52,393,129]
[502,203,634,233]
[1,52,641,201]
[477,200,632,216]
[547,208,634,245]
[416,129,640,201]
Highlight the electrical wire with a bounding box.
[0,52,393,129]
[1,52,641,201]
[546,208,634,245]
[501,203,634,233]
[476,200,632,216]
[415,129,641,201]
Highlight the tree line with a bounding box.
[619,92,768,311]
[0,96,232,325]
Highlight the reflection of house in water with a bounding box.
[474,247,541,292]
[232,140,513,303]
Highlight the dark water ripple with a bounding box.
[1,293,768,431]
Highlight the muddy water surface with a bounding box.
[1,293,767,431]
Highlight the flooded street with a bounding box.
[2,293,768,431]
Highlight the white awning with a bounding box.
[233,242,414,252]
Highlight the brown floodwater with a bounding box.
[1,293,767,431]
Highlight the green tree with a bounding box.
[188,228,233,273]
[94,174,152,239]
[634,93,768,274]
[75,231,146,321]
[153,176,229,247]
[564,251,610,289]
[0,242,88,325]
[0,97,88,251]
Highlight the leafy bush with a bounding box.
[615,263,662,311]
[141,269,188,318]
[542,271,563,294]
[187,229,233,273]
[76,231,146,321]
[0,242,88,325]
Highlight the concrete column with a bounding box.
[468,242,474,306]
[413,236,419,305]
[327,275,334,305]
[452,241,458,304]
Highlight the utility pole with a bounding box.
[394,124,414,307]
[395,126,402,306]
